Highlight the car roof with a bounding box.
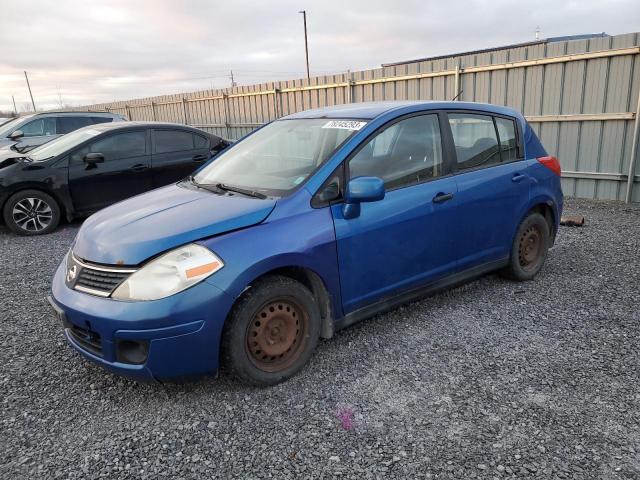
[281,101,523,121]
[76,121,221,138]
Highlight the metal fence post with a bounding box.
[625,88,640,203]
[222,93,231,139]
[454,64,461,101]
[181,98,189,125]
[347,70,354,103]
[273,88,281,118]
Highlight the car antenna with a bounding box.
[450,90,463,101]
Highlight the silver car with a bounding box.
[0,111,126,153]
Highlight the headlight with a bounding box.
[112,244,223,301]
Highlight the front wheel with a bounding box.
[3,190,61,236]
[221,275,320,386]
[501,212,550,281]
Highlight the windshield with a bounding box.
[28,126,103,161]
[193,118,365,196]
[0,117,27,137]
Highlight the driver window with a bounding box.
[20,118,57,137]
[70,131,146,164]
[349,114,444,190]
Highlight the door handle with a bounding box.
[130,164,148,172]
[192,154,208,162]
[432,192,454,204]
[512,173,527,183]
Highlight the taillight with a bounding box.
[537,156,561,176]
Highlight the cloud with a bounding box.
[0,0,637,111]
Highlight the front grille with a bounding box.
[76,268,129,295]
[67,253,136,297]
[68,324,103,356]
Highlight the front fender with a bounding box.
[200,204,343,318]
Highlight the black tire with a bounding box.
[221,275,320,386]
[2,190,61,236]
[501,212,550,281]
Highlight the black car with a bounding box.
[0,122,229,235]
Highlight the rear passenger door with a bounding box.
[446,112,530,270]
[151,129,210,186]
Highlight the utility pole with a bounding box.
[230,70,237,87]
[12,95,18,115]
[24,71,36,112]
[299,10,310,80]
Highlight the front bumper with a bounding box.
[50,261,235,381]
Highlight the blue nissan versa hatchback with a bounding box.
[49,101,563,386]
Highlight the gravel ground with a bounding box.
[0,198,639,479]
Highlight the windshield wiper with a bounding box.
[214,183,267,199]
[188,176,224,194]
[188,177,267,199]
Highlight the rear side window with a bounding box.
[90,117,114,125]
[20,118,57,137]
[495,117,519,162]
[155,130,194,153]
[57,117,93,134]
[448,113,500,170]
[349,114,444,190]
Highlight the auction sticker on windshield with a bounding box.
[322,120,367,131]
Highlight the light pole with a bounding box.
[299,10,310,81]
[24,71,36,112]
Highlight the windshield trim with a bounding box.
[193,118,366,199]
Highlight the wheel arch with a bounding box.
[227,264,337,340]
[517,195,559,245]
[1,183,71,222]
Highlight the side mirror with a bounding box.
[9,130,23,140]
[84,152,105,167]
[343,176,385,219]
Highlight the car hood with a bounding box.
[73,183,277,265]
[0,146,25,165]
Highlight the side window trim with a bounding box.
[343,111,452,193]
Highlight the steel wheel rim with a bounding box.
[12,197,52,232]
[246,298,308,373]
[518,225,542,271]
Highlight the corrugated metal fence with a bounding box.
[78,32,640,202]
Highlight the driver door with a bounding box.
[331,113,459,314]
[68,129,152,213]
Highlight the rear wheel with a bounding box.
[502,212,550,281]
[3,190,61,236]
[221,275,320,386]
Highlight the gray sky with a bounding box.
[1,0,637,112]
